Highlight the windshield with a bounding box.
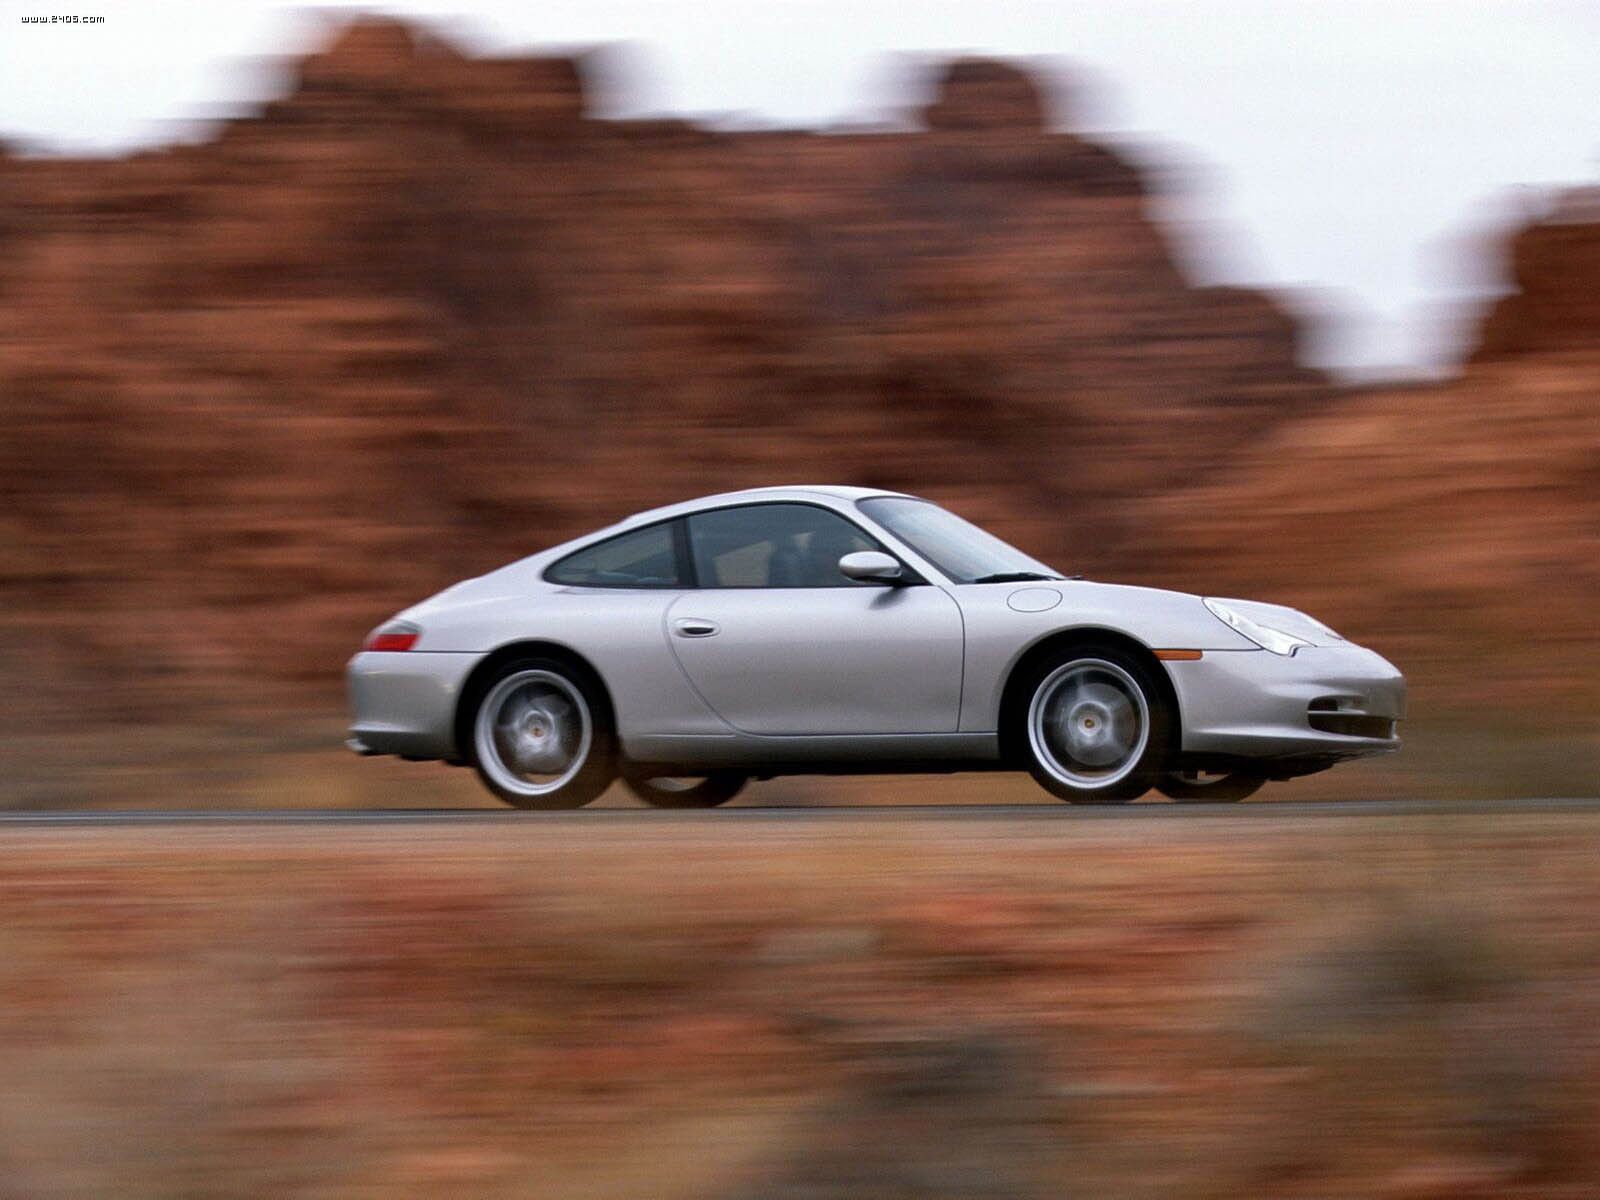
[857,497,1061,584]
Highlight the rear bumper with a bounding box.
[1166,643,1405,761]
[346,650,482,760]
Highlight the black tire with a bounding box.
[1155,770,1265,803]
[621,769,748,809]
[465,656,616,809]
[1013,643,1171,804]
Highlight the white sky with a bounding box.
[2,0,1595,377]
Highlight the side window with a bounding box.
[546,522,683,589]
[687,504,878,588]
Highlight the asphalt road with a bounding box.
[0,798,1597,826]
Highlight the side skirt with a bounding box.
[621,732,1000,775]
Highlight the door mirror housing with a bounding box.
[838,550,906,586]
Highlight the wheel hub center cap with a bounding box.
[1061,699,1126,765]
[515,706,566,768]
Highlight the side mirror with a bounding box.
[838,550,906,586]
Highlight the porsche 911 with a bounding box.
[348,486,1404,807]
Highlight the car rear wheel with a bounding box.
[1017,647,1169,803]
[621,769,748,809]
[469,659,615,809]
[1155,769,1265,802]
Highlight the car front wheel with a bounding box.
[469,659,615,809]
[1017,647,1170,803]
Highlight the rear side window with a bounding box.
[687,503,878,588]
[546,522,684,589]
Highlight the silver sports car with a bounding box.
[347,486,1404,807]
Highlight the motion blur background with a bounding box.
[2,4,1599,1197]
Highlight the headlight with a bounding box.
[1204,598,1311,656]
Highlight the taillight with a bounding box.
[364,621,420,652]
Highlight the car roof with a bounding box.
[614,485,916,529]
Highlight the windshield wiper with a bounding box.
[970,571,1063,584]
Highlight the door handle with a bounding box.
[673,618,720,638]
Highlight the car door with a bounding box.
[665,502,964,735]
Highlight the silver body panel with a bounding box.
[948,581,1255,732]
[1166,642,1406,756]
[347,485,1406,772]
[348,650,479,759]
[664,585,963,734]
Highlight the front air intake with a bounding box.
[1308,696,1396,740]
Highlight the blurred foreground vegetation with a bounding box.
[3,810,1598,1198]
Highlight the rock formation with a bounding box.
[0,17,1321,716]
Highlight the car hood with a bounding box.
[1038,580,1347,651]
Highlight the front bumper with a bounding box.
[346,650,483,760]
[1165,642,1405,761]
